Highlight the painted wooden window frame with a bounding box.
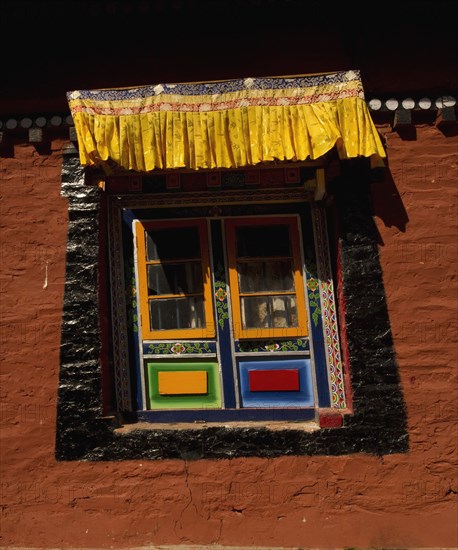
[135,218,215,340]
[106,187,349,419]
[225,216,309,340]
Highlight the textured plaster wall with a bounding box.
[0,126,457,549]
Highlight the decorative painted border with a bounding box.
[144,341,217,355]
[107,201,132,411]
[214,262,230,330]
[236,339,310,353]
[210,223,238,409]
[108,189,345,412]
[311,203,346,408]
[68,70,363,104]
[137,167,315,195]
[106,188,313,209]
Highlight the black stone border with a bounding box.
[55,149,409,460]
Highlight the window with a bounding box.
[104,167,348,423]
[136,219,215,340]
[226,217,308,340]
[56,151,409,460]
[57,69,408,459]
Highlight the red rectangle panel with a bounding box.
[249,369,300,392]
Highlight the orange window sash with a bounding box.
[225,216,308,340]
[135,219,215,340]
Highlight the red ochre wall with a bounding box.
[0,125,457,549]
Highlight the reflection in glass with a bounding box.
[238,260,294,292]
[147,262,203,295]
[146,227,200,261]
[240,296,298,329]
[149,297,205,330]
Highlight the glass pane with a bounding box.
[147,262,203,295]
[240,295,298,329]
[238,260,294,292]
[146,227,201,261]
[235,225,291,257]
[149,297,205,330]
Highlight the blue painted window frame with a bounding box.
[107,187,347,423]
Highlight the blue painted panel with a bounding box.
[211,220,237,408]
[306,298,331,407]
[238,358,314,408]
[301,204,331,407]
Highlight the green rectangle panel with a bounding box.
[147,361,222,409]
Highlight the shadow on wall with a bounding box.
[370,116,458,242]
[370,162,410,244]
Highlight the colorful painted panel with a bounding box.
[249,369,300,392]
[110,198,344,420]
[158,371,207,395]
[236,338,310,353]
[147,361,221,409]
[239,359,314,408]
[311,204,346,408]
[143,341,217,355]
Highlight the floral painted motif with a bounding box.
[214,263,229,330]
[215,287,227,302]
[238,339,308,353]
[306,273,322,328]
[170,342,186,354]
[264,343,280,352]
[182,342,212,354]
[307,278,319,292]
[147,342,212,355]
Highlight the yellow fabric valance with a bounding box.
[67,70,386,173]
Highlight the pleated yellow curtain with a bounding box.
[67,70,386,173]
